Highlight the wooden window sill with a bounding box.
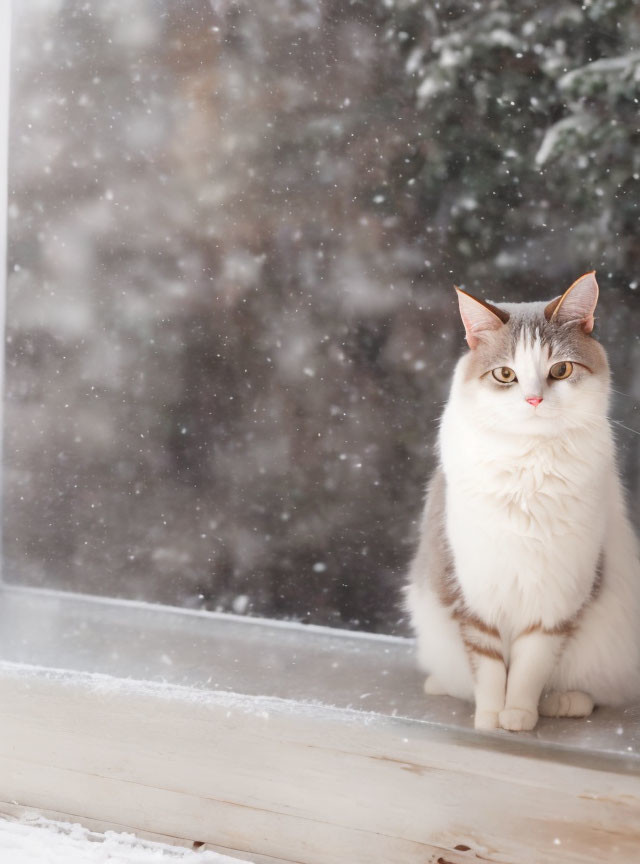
[0,585,638,863]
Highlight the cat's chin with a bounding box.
[489,415,573,438]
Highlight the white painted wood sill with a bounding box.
[0,585,639,864]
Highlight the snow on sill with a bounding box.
[0,815,250,864]
[0,660,384,727]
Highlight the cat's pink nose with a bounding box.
[526,396,543,407]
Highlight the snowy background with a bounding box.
[3,0,639,633]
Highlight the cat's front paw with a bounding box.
[474,709,500,730]
[499,707,538,732]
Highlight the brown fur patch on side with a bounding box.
[437,566,463,608]
[543,619,577,638]
[418,468,504,657]
[463,639,503,662]
[591,552,604,602]
[453,608,499,638]
[516,619,575,638]
[421,468,466,609]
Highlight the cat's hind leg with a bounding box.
[539,690,594,718]
[406,581,474,703]
[423,675,447,696]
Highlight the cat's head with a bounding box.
[453,272,609,437]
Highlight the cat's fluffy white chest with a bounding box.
[440,403,610,632]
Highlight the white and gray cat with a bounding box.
[406,272,640,731]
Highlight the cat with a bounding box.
[406,271,640,731]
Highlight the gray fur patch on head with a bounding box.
[463,300,608,379]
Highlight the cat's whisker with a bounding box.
[573,407,640,435]
[610,419,640,437]
[610,387,640,403]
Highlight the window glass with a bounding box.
[4,0,639,634]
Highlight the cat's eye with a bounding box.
[549,361,574,380]
[491,366,517,384]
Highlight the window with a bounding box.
[4,0,639,636]
[1,4,639,863]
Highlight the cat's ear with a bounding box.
[454,286,509,349]
[544,271,599,333]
